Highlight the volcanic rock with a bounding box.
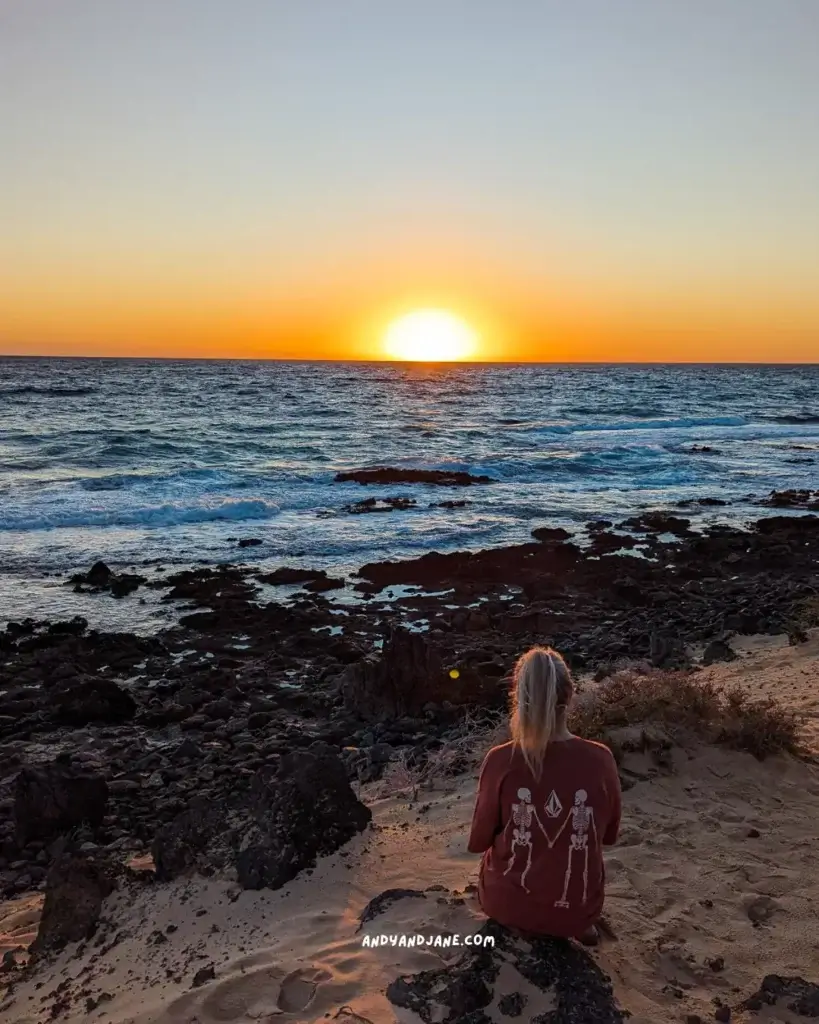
[339,629,445,719]
[335,468,493,486]
[343,497,417,514]
[152,743,371,890]
[31,847,117,954]
[358,540,580,591]
[257,567,328,586]
[702,639,738,665]
[358,888,427,930]
[622,511,692,536]
[49,674,137,725]
[740,974,819,1017]
[82,561,112,587]
[760,489,819,510]
[386,920,625,1023]
[303,575,345,592]
[69,561,146,597]
[155,566,257,605]
[497,992,526,1017]
[531,526,572,543]
[14,763,109,845]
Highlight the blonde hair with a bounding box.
[510,646,573,778]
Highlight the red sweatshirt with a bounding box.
[468,738,621,937]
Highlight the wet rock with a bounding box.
[358,539,580,591]
[589,532,638,555]
[154,566,257,606]
[257,567,329,586]
[82,561,112,587]
[46,616,89,636]
[31,847,117,954]
[760,489,819,510]
[152,743,371,890]
[303,576,345,592]
[14,763,109,846]
[109,575,145,598]
[343,497,417,514]
[335,468,494,486]
[69,562,146,597]
[237,537,263,548]
[49,675,137,725]
[622,511,692,536]
[531,527,572,543]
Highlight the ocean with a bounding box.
[1,358,817,630]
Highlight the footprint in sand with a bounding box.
[195,963,331,1021]
[278,967,332,1012]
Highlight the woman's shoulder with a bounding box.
[484,740,516,760]
[569,736,618,766]
[481,740,517,771]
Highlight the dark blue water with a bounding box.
[1,358,817,626]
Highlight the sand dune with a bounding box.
[2,633,819,1024]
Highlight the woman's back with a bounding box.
[469,736,621,938]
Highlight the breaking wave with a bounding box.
[0,498,280,532]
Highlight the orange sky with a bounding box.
[2,2,819,363]
[2,239,818,363]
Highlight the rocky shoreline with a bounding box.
[0,503,818,907]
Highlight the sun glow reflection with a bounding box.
[382,309,480,362]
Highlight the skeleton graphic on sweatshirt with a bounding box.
[502,787,598,904]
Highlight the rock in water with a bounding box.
[334,468,493,486]
[49,674,137,725]
[86,561,112,586]
[31,848,117,954]
[531,526,572,543]
[14,763,109,846]
[152,743,371,890]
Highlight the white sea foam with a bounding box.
[0,498,280,532]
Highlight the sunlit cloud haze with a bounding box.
[2,0,818,361]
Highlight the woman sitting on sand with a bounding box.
[468,646,621,945]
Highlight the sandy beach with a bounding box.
[3,630,818,1024]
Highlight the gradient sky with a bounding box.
[2,0,818,361]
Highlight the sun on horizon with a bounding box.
[382,308,480,362]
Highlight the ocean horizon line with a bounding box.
[1,354,817,368]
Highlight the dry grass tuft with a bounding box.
[367,668,807,803]
[368,708,508,800]
[572,668,807,761]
